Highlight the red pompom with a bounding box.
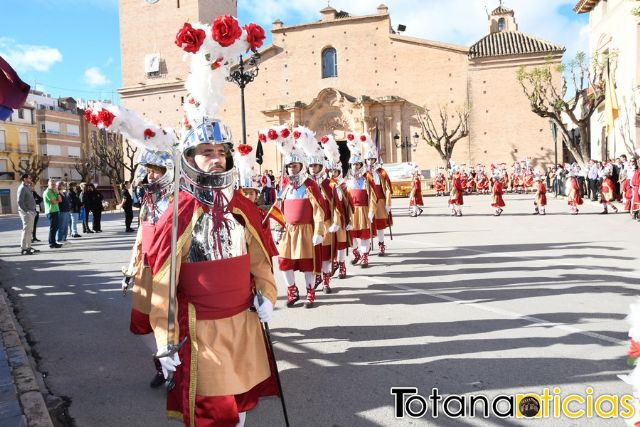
[243,23,265,52]
[97,109,115,128]
[347,133,354,141]
[175,22,206,53]
[143,128,156,139]
[267,129,278,140]
[237,144,253,156]
[211,15,242,47]
[360,135,367,142]
[280,128,290,138]
[83,109,93,123]
[293,130,301,140]
[258,133,266,143]
[320,136,329,144]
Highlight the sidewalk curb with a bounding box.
[0,289,53,427]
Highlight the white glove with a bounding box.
[386,205,391,214]
[156,351,181,378]
[345,224,353,231]
[121,276,132,295]
[328,223,339,233]
[254,295,273,323]
[368,212,374,223]
[312,234,323,246]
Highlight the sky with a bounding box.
[1,0,588,103]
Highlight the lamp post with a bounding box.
[549,119,558,197]
[226,53,261,146]
[393,132,420,162]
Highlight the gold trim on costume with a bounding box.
[231,208,272,268]
[167,410,184,421]
[188,302,198,427]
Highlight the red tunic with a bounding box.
[623,179,632,211]
[599,177,616,203]
[434,176,445,192]
[630,170,640,212]
[567,177,583,206]
[535,182,547,206]
[409,177,424,206]
[491,181,505,208]
[448,173,464,206]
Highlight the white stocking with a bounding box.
[377,230,385,243]
[282,270,295,286]
[360,239,371,254]
[337,249,346,262]
[303,272,315,288]
[236,411,246,427]
[140,333,157,354]
[322,260,331,273]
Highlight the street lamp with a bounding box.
[549,119,558,197]
[226,53,261,146]
[393,132,420,162]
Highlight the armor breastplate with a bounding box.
[140,188,171,224]
[187,187,247,262]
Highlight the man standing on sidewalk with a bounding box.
[17,174,39,255]
[43,178,62,248]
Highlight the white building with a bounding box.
[575,0,640,160]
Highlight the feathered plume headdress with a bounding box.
[320,134,341,171]
[234,143,260,190]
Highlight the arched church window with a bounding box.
[322,48,337,78]
[498,17,506,32]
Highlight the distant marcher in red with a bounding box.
[533,175,547,215]
[409,169,424,217]
[567,169,583,215]
[491,170,505,216]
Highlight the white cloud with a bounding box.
[84,66,110,87]
[0,37,62,72]
[240,0,590,60]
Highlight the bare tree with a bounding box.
[73,143,100,183]
[516,51,612,165]
[89,129,125,203]
[415,103,470,169]
[123,139,138,181]
[10,154,49,183]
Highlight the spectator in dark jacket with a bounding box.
[79,182,92,233]
[68,182,82,238]
[32,188,43,242]
[85,184,103,232]
[120,181,135,232]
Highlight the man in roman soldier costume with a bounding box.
[434,169,446,196]
[361,134,392,256]
[122,148,175,388]
[345,135,375,267]
[448,162,464,216]
[273,126,327,308]
[408,163,424,217]
[149,118,279,426]
[466,165,477,193]
[299,128,335,294]
[533,174,547,215]
[523,160,534,193]
[599,164,619,214]
[491,169,506,216]
[567,166,584,215]
[630,152,640,220]
[84,103,178,390]
[476,164,489,194]
[321,134,352,279]
[621,158,637,213]
[501,163,510,192]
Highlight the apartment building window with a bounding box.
[19,132,28,153]
[46,145,61,156]
[322,47,338,78]
[0,130,5,150]
[68,146,80,158]
[0,159,6,172]
[18,109,24,119]
[66,124,80,136]
[43,121,60,134]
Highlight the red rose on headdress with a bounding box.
[360,135,367,142]
[243,23,265,52]
[184,117,191,130]
[83,109,93,123]
[98,109,115,128]
[175,23,206,53]
[347,133,354,141]
[258,133,266,143]
[188,97,195,104]
[629,340,640,358]
[143,128,156,139]
[293,130,301,140]
[211,15,242,47]
[237,144,253,156]
[320,136,329,144]
[211,57,224,70]
[280,128,290,138]
[267,129,278,140]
